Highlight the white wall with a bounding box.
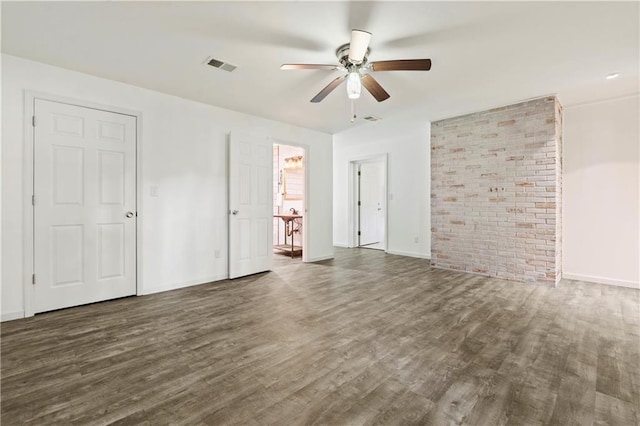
[1,54,333,321]
[333,117,431,258]
[563,95,640,288]
[0,53,3,320]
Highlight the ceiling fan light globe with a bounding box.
[346,72,362,99]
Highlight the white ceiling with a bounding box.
[2,1,638,134]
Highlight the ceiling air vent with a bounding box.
[205,57,237,72]
[363,116,382,122]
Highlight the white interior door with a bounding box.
[33,99,137,313]
[359,161,385,247]
[229,132,272,279]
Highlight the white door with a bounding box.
[33,99,137,313]
[359,161,385,247]
[229,132,272,278]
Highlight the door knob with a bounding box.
[231,210,239,215]
[125,211,134,218]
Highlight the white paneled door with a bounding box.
[229,132,272,279]
[33,99,137,313]
[359,161,385,247]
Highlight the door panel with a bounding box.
[238,218,252,260]
[34,99,136,313]
[97,223,125,279]
[53,146,84,205]
[97,120,126,142]
[256,218,269,257]
[52,113,84,136]
[52,225,84,286]
[98,151,125,204]
[229,132,273,279]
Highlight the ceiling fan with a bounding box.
[281,30,432,103]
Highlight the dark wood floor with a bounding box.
[2,248,639,425]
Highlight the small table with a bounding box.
[273,214,303,258]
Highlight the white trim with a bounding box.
[1,311,25,322]
[333,243,349,248]
[23,91,143,316]
[306,253,335,262]
[386,249,431,260]
[562,273,639,289]
[270,138,311,263]
[348,161,356,247]
[140,274,228,295]
[23,92,35,317]
[135,114,144,296]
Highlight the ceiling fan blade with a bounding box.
[370,59,432,71]
[310,75,347,103]
[281,64,341,71]
[361,74,390,102]
[348,29,372,63]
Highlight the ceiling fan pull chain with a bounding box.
[350,99,356,123]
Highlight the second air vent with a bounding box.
[205,57,237,72]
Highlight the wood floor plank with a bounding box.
[594,391,638,426]
[2,247,639,425]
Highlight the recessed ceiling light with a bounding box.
[606,73,620,80]
[363,116,382,122]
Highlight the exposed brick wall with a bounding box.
[430,97,562,286]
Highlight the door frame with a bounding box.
[271,138,310,262]
[22,91,143,317]
[348,153,388,251]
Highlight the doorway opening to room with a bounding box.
[273,143,306,260]
[352,157,387,251]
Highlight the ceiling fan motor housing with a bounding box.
[336,43,370,68]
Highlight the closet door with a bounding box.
[33,99,137,312]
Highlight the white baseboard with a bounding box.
[333,243,350,248]
[562,273,639,289]
[1,310,25,322]
[139,273,229,296]
[386,250,431,260]
[306,254,335,262]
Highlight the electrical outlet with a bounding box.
[214,249,221,259]
[414,236,419,243]
[150,186,159,197]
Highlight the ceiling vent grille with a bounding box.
[363,116,382,122]
[205,57,237,72]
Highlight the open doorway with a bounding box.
[273,143,306,260]
[353,157,387,251]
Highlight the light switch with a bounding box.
[150,186,159,197]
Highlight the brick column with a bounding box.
[430,97,562,286]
